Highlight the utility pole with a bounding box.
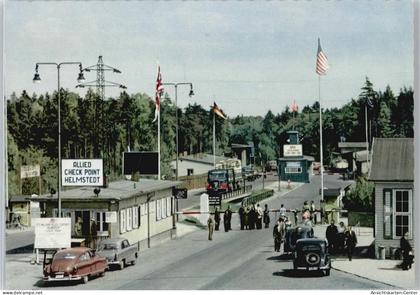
[76,56,126,171]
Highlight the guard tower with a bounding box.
[278,131,314,183]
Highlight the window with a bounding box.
[393,189,412,239]
[126,208,132,231]
[96,212,109,233]
[162,198,167,218]
[156,199,161,220]
[166,197,172,217]
[285,167,302,174]
[120,210,126,233]
[133,206,139,229]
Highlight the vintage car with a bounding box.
[284,224,314,253]
[43,247,107,284]
[293,238,331,276]
[97,238,138,270]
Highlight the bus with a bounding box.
[206,168,241,195]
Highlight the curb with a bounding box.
[331,266,401,289]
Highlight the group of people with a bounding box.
[206,203,272,240]
[325,220,357,260]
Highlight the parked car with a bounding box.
[293,238,331,276]
[43,247,107,284]
[242,166,258,181]
[266,160,278,172]
[97,238,138,270]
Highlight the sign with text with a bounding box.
[33,218,71,249]
[283,144,303,157]
[62,159,103,186]
[20,165,40,179]
[208,192,222,206]
[105,211,117,223]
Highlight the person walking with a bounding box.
[244,206,250,230]
[344,226,357,261]
[226,205,233,230]
[249,205,256,230]
[263,204,270,228]
[207,215,214,240]
[214,207,221,231]
[279,204,287,217]
[238,204,245,230]
[400,231,414,270]
[302,201,310,212]
[273,218,285,252]
[310,200,317,224]
[90,218,98,250]
[326,219,338,253]
[223,208,230,232]
[337,221,347,253]
[256,204,263,229]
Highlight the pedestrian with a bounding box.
[292,209,298,226]
[337,221,347,253]
[223,208,230,232]
[74,216,83,237]
[301,210,313,228]
[256,204,263,229]
[249,205,256,230]
[214,207,221,231]
[310,201,317,224]
[279,204,287,217]
[263,204,270,228]
[90,218,98,249]
[302,201,310,212]
[344,226,357,261]
[226,205,233,230]
[207,215,214,240]
[244,206,250,230]
[400,231,414,270]
[273,218,285,252]
[326,219,338,254]
[238,204,245,230]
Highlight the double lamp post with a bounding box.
[33,62,86,217]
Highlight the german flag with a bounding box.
[213,102,227,119]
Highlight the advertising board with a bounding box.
[62,159,103,186]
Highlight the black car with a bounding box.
[293,238,331,276]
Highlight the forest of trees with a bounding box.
[6,77,413,196]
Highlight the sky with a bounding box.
[5,1,414,117]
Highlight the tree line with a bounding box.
[6,77,413,196]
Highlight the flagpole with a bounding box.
[213,110,216,168]
[319,75,324,202]
[365,105,369,174]
[158,108,161,180]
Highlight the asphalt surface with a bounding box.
[6,174,394,290]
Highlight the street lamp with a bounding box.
[162,82,194,181]
[33,62,85,217]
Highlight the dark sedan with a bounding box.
[293,238,331,276]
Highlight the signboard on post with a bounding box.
[20,165,40,179]
[33,218,71,249]
[62,159,103,186]
[172,188,187,199]
[123,152,158,175]
[208,193,222,206]
[283,144,303,157]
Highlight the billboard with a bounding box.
[20,165,40,179]
[283,144,303,157]
[62,159,103,186]
[123,152,158,175]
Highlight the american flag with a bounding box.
[291,100,299,112]
[213,102,227,119]
[316,38,329,75]
[153,66,164,122]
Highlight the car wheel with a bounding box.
[82,275,89,284]
[325,269,330,276]
[131,254,137,265]
[99,271,105,277]
[119,261,124,270]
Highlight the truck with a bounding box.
[207,168,241,195]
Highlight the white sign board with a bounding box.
[20,165,40,179]
[33,218,71,249]
[105,211,117,223]
[283,144,303,157]
[62,159,103,186]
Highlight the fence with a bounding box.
[177,173,207,190]
[241,189,274,207]
[221,185,252,200]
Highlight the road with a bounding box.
[9,174,394,290]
